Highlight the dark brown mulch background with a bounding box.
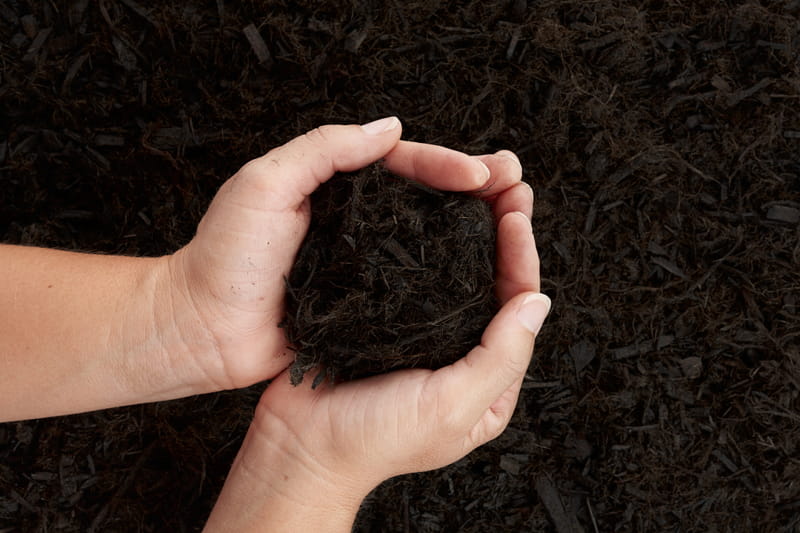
[1,1,799,531]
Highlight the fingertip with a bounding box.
[360,116,402,135]
[524,181,534,207]
[471,152,523,198]
[500,210,533,235]
[495,150,522,169]
[476,159,491,186]
[383,142,488,191]
[496,210,540,302]
[516,292,551,335]
[510,210,532,224]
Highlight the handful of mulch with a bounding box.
[284,165,496,386]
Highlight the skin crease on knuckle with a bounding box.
[303,125,335,147]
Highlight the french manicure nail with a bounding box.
[361,116,400,135]
[517,293,551,335]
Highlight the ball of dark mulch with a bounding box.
[284,165,497,386]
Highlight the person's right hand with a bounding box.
[204,144,549,532]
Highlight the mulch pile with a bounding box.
[1,1,799,531]
[285,166,496,386]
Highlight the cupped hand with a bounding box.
[166,118,501,392]
[235,144,550,499]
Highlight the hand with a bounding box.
[204,144,550,532]
[164,118,501,392]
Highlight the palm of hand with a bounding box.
[257,361,525,489]
[175,172,310,389]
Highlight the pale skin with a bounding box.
[0,117,550,531]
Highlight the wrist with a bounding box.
[111,253,224,403]
[149,252,230,395]
[206,414,373,532]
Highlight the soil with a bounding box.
[1,1,799,532]
[285,166,496,386]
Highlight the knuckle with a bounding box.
[233,157,279,192]
[303,125,335,145]
[502,355,529,382]
[236,160,260,181]
[484,419,510,444]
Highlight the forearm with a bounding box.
[205,418,369,533]
[0,244,214,421]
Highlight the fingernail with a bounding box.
[511,211,532,225]
[361,116,400,135]
[497,150,522,169]
[517,293,551,335]
[524,183,534,217]
[477,159,491,183]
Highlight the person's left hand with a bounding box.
[162,118,505,392]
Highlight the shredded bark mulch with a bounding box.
[1,1,799,531]
[285,166,496,386]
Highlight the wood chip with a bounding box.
[243,23,272,66]
[510,0,527,21]
[569,340,596,374]
[697,40,725,52]
[766,205,800,224]
[69,0,90,26]
[344,28,369,53]
[117,0,160,29]
[727,78,773,107]
[506,27,521,60]
[499,455,522,475]
[535,477,585,533]
[578,31,624,51]
[679,356,703,379]
[62,53,89,93]
[612,335,674,360]
[85,146,111,170]
[20,14,37,38]
[552,241,572,262]
[712,449,738,473]
[22,27,52,62]
[384,238,419,268]
[0,2,19,25]
[651,256,687,279]
[111,35,137,71]
[30,471,56,481]
[10,32,28,49]
[94,134,125,147]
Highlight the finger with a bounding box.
[472,150,524,198]
[472,375,525,446]
[237,117,403,209]
[441,291,551,425]
[382,141,490,191]
[489,375,524,418]
[492,182,534,221]
[496,212,540,303]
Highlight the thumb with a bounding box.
[240,117,402,210]
[442,292,552,423]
